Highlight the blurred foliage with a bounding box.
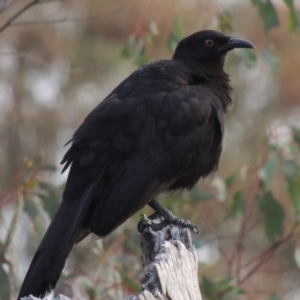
[166,15,185,53]
[201,276,244,300]
[251,0,280,33]
[218,11,232,34]
[0,0,300,299]
[283,0,299,31]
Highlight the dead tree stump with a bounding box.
[21,215,202,300]
[124,214,202,300]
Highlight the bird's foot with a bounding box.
[156,207,199,234]
[138,213,168,232]
[145,199,199,234]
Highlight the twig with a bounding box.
[227,196,248,278]
[8,6,143,27]
[0,0,9,14]
[0,0,41,33]
[239,223,298,285]
[235,212,247,284]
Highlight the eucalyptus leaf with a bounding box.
[228,191,244,217]
[37,194,60,219]
[262,50,279,72]
[173,15,184,40]
[224,170,238,187]
[283,0,299,31]
[238,48,258,68]
[121,35,136,58]
[257,192,285,243]
[291,127,300,145]
[120,270,141,293]
[215,276,232,288]
[0,264,10,300]
[201,276,215,298]
[286,176,300,218]
[167,15,184,52]
[41,165,57,172]
[251,0,280,32]
[282,160,299,179]
[133,44,148,67]
[224,288,243,300]
[189,186,212,203]
[260,153,277,191]
[167,32,179,53]
[269,295,282,300]
[218,10,232,33]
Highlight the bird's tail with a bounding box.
[17,183,95,299]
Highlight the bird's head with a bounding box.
[173,30,255,68]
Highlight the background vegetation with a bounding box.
[0,0,300,299]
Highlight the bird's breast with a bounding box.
[165,107,223,190]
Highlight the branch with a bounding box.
[239,222,298,285]
[0,0,9,14]
[0,0,41,33]
[8,7,142,27]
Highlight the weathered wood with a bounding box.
[21,295,70,300]
[21,215,202,300]
[124,214,202,300]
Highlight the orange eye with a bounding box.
[205,39,214,47]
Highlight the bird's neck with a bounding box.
[205,72,233,113]
[177,58,233,113]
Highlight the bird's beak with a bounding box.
[219,38,256,52]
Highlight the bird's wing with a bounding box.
[61,62,224,236]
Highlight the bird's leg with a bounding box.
[147,199,199,234]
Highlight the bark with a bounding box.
[21,215,202,300]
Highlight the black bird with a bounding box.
[18,30,254,299]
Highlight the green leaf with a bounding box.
[238,48,258,68]
[218,10,232,33]
[223,288,242,300]
[291,127,300,145]
[286,176,300,217]
[133,44,148,67]
[190,186,212,203]
[260,153,277,191]
[3,194,24,253]
[37,180,61,218]
[282,160,299,179]
[120,271,141,293]
[167,15,184,52]
[24,199,39,219]
[281,152,300,218]
[257,192,285,243]
[283,0,299,31]
[269,295,282,300]
[0,264,10,300]
[251,0,280,32]
[173,15,184,40]
[24,200,48,240]
[38,181,55,192]
[41,165,57,172]
[121,35,136,59]
[201,276,215,298]
[37,194,60,219]
[215,277,232,289]
[228,191,244,217]
[262,50,279,72]
[167,32,179,53]
[224,171,238,188]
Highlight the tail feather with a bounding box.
[18,182,95,299]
